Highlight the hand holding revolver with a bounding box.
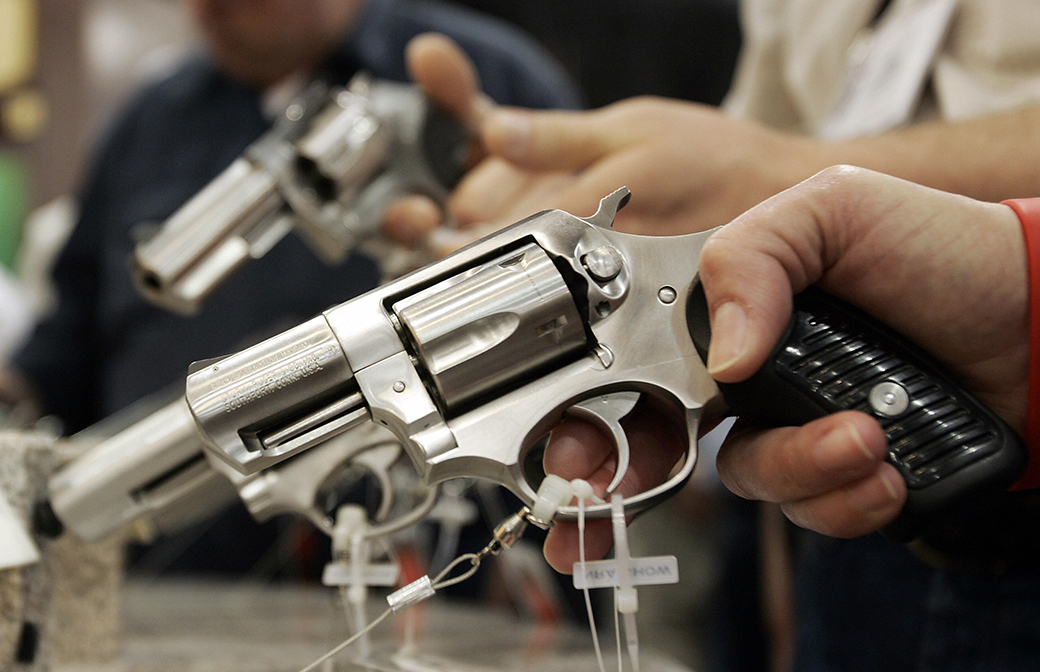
[542,167,1029,572]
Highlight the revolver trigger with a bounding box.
[566,391,640,496]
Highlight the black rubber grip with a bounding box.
[420,103,469,190]
[687,284,1027,542]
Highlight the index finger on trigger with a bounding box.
[544,403,689,500]
[544,417,615,489]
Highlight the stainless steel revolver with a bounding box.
[41,393,434,543]
[185,189,1027,538]
[132,73,468,315]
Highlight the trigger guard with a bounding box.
[565,392,640,496]
[350,442,402,522]
[552,401,700,522]
[314,433,439,540]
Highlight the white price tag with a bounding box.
[321,560,399,587]
[572,555,679,590]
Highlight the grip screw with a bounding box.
[869,381,910,417]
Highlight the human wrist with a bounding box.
[764,132,834,199]
[1003,197,1040,490]
[822,132,917,184]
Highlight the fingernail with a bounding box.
[813,421,875,471]
[707,301,748,375]
[847,467,902,516]
[486,110,531,160]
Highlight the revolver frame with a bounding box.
[187,189,721,519]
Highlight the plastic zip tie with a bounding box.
[611,493,640,672]
[349,532,371,658]
[575,481,608,672]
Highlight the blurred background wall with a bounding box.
[0,0,198,328]
[1,0,196,216]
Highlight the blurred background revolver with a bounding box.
[37,391,437,544]
[131,73,468,315]
[184,188,1027,539]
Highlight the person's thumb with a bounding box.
[696,170,858,383]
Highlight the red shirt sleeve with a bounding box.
[1003,197,1040,490]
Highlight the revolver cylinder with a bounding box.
[393,242,587,411]
[294,89,393,198]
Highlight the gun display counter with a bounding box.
[2,428,693,672]
[110,579,691,672]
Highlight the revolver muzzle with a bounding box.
[131,157,294,315]
[48,397,233,542]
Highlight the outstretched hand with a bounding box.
[387,34,833,256]
[463,97,819,236]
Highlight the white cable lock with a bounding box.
[528,474,574,528]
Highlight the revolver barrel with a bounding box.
[186,315,367,473]
[46,391,408,542]
[47,397,234,542]
[132,157,293,315]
